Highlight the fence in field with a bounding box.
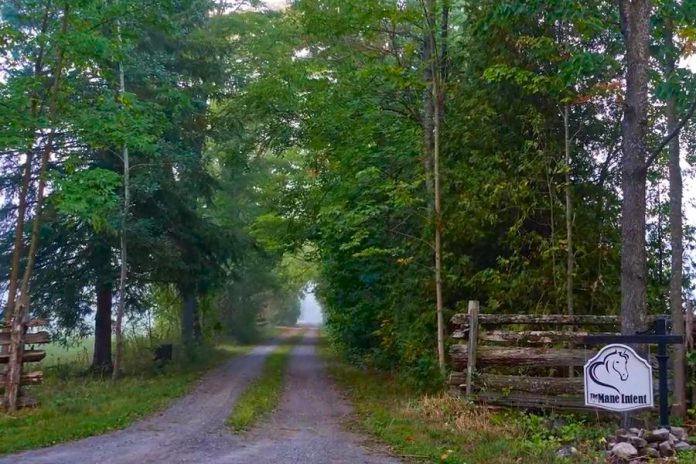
[448,301,667,411]
[0,319,49,409]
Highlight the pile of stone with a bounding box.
[607,427,694,461]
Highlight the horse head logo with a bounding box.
[589,349,630,393]
[611,351,629,381]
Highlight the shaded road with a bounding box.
[2,328,400,464]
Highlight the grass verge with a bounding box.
[0,340,252,455]
[318,338,612,464]
[226,332,304,432]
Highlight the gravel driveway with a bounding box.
[1,328,400,464]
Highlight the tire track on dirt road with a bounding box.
[208,327,400,464]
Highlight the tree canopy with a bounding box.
[2,0,696,398]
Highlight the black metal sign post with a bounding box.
[583,317,683,427]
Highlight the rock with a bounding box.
[617,433,630,443]
[659,440,675,457]
[642,447,659,458]
[551,417,567,430]
[645,428,670,443]
[629,428,642,436]
[555,445,578,458]
[669,433,678,445]
[628,436,647,449]
[675,441,692,452]
[648,442,659,450]
[671,426,687,440]
[611,442,638,460]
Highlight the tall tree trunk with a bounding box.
[422,7,435,216]
[564,105,574,317]
[112,147,129,381]
[433,67,445,375]
[436,0,449,375]
[92,285,113,374]
[656,182,665,289]
[4,3,70,412]
[181,290,196,345]
[439,0,449,86]
[4,4,51,324]
[665,15,686,418]
[423,0,447,374]
[112,28,130,380]
[6,129,58,412]
[193,292,202,341]
[618,0,650,337]
[564,105,575,379]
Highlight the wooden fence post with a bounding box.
[465,300,479,396]
[0,319,48,410]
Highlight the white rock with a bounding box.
[611,442,638,460]
[645,428,670,442]
[671,426,687,440]
[675,441,692,452]
[555,445,578,458]
[628,436,647,448]
[659,440,675,457]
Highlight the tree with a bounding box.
[4,0,696,401]
[112,19,130,381]
[618,0,696,348]
[230,0,631,387]
[2,0,234,382]
[423,0,448,373]
[1,0,52,326]
[659,0,687,418]
[4,0,71,412]
[618,0,651,336]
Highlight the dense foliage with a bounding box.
[218,0,696,387]
[2,0,696,389]
[0,0,303,372]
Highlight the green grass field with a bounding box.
[41,337,94,367]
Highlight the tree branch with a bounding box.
[646,96,696,167]
[388,226,434,251]
[596,146,620,188]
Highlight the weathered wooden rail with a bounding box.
[0,319,49,409]
[448,301,665,411]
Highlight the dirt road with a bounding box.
[1,329,400,464]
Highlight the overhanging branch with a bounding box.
[647,96,696,167]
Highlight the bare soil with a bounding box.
[1,328,400,464]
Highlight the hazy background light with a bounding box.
[297,285,323,325]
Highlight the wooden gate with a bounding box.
[448,301,661,411]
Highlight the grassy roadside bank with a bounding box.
[318,338,612,464]
[227,331,305,432]
[0,340,252,455]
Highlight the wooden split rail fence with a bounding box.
[0,319,49,409]
[449,301,663,411]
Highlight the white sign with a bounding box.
[584,344,653,412]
